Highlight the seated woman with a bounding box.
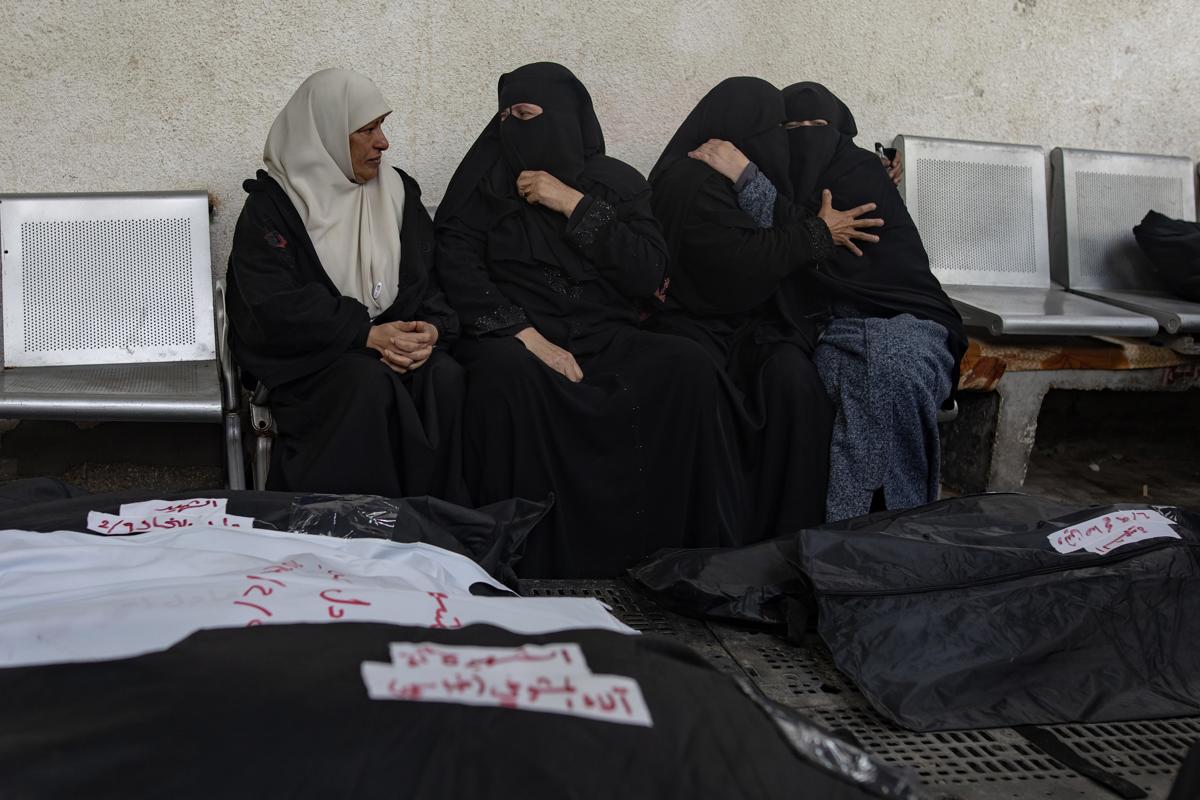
[226,69,468,502]
[646,77,882,537]
[434,62,742,578]
[784,82,966,520]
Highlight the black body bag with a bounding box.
[632,494,1200,731]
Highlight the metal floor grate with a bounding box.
[519,579,1194,799]
[518,579,744,677]
[1049,719,1200,779]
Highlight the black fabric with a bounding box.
[1168,739,1200,800]
[0,477,86,512]
[648,77,832,319]
[649,77,791,198]
[783,113,966,393]
[783,81,858,137]
[453,330,743,578]
[436,64,744,577]
[645,79,836,540]
[0,489,543,585]
[0,623,908,799]
[266,348,468,502]
[631,494,1200,732]
[1133,210,1200,302]
[227,170,468,500]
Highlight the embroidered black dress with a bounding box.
[436,63,743,578]
[226,168,469,503]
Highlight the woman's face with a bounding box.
[349,115,390,183]
[784,119,829,129]
[499,103,543,122]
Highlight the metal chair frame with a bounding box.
[1050,146,1200,334]
[0,190,244,489]
[896,134,1159,338]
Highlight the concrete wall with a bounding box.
[1,0,1197,273]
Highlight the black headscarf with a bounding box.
[649,77,790,197]
[648,78,793,315]
[435,62,640,282]
[780,85,967,377]
[783,82,858,137]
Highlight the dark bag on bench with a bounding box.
[1133,210,1200,302]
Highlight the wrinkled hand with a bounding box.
[884,151,904,186]
[688,138,750,183]
[817,189,884,257]
[516,171,584,218]
[515,326,583,383]
[367,320,438,374]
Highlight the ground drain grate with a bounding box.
[708,626,858,708]
[807,705,1082,788]
[1047,718,1200,779]
[518,579,744,677]
[519,579,681,635]
[519,580,1192,798]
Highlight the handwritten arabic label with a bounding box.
[362,642,652,727]
[118,498,229,517]
[1048,509,1181,555]
[388,643,590,677]
[87,511,256,536]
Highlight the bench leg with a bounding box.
[253,432,272,492]
[988,373,1049,492]
[224,413,246,491]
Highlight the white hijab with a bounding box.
[263,69,405,317]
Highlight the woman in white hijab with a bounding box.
[226,68,468,501]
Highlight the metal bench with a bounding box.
[895,134,1159,337]
[1050,146,1200,334]
[0,191,245,489]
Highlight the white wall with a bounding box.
[1,0,1197,273]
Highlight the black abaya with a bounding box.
[436,63,743,577]
[647,78,837,538]
[782,83,967,388]
[226,169,469,502]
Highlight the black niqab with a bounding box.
[435,62,638,283]
[783,81,858,137]
[497,69,589,179]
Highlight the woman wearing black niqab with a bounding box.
[646,77,881,538]
[226,69,468,502]
[435,62,742,578]
[783,81,966,521]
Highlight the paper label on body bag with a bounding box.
[118,498,229,517]
[363,642,652,727]
[1048,509,1181,555]
[388,642,592,677]
[87,511,255,536]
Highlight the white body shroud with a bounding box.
[0,526,633,668]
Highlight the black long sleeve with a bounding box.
[563,189,668,300]
[435,218,531,337]
[226,193,373,388]
[675,171,834,315]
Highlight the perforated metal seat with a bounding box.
[0,191,244,488]
[896,135,1159,338]
[1050,147,1200,334]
